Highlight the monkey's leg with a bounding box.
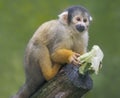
[41,63,61,81]
[13,44,47,98]
[38,45,61,81]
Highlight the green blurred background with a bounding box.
[0,0,120,98]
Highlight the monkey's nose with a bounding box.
[76,25,85,32]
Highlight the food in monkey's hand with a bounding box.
[77,45,104,75]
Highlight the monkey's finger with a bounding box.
[72,59,80,66]
[69,56,77,64]
[73,54,81,64]
[74,53,82,64]
[71,57,80,66]
[69,53,80,65]
[74,53,80,57]
[72,53,80,60]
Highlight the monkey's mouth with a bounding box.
[76,25,85,32]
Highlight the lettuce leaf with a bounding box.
[78,45,104,75]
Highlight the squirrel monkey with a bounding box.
[13,6,92,98]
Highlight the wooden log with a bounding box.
[31,64,93,98]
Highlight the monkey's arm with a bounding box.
[51,49,80,65]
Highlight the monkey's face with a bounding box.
[71,12,91,33]
[58,6,92,33]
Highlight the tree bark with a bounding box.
[31,64,93,98]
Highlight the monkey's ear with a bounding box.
[58,11,68,24]
[89,16,93,22]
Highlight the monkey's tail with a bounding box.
[12,79,45,98]
[12,73,46,98]
[13,80,43,98]
[12,62,46,98]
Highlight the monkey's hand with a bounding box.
[69,53,80,66]
[51,49,81,65]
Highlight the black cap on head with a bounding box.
[65,6,90,24]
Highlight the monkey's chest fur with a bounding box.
[47,21,88,55]
[31,20,88,55]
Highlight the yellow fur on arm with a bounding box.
[51,49,74,64]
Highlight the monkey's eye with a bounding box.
[83,18,87,23]
[76,17,81,21]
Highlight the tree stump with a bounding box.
[31,64,93,98]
